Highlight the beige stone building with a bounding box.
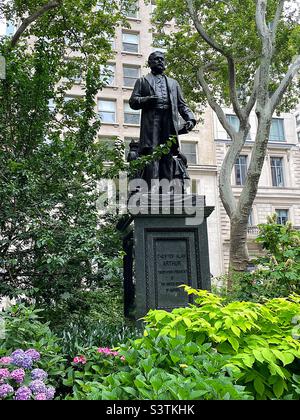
[2,1,299,276]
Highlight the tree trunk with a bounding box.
[228,214,249,288]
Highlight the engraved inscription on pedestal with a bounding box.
[154,239,190,308]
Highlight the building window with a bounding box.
[234,155,248,186]
[0,19,15,36]
[226,114,251,140]
[123,65,140,87]
[296,114,300,127]
[269,118,285,142]
[124,101,140,125]
[297,131,300,142]
[98,99,116,123]
[181,142,197,165]
[270,157,284,187]
[152,34,167,52]
[122,0,139,18]
[99,136,117,150]
[100,64,115,86]
[122,32,139,53]
[276,209,288,225]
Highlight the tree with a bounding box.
[0,0,130,313]
[152,0,300,277]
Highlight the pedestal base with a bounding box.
[118,195,214,320]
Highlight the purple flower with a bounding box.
[0,357,12,365]
[15,386,32,401]
[0,384,14,399]
[31,368,48,381]
[25,349,40,362]
[10,368,25,384]
[0,368,10,380]
[11,350,33,369]
[35,393,47,400]
[29,380,47,395]
[45,386,55,400]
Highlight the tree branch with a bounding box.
[270,55,300,112]
[185,1,242,120]
[255,0,269,40]
[185,0,227,56]
[227,58,243,120]
[11,0,61,47]
[271,0,285,45]
[197,68,235,139]
[244,67,260,116]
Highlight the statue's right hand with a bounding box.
[146,95,159,104]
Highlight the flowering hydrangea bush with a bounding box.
[0,350,56,400]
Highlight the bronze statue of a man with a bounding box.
[129,51,196,187]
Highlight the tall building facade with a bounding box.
[1,1,299,277]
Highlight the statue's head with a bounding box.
[148,51,166,75]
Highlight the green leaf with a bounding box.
[230,325,241,337]
[228,336,239,352]
[273,378,284,398]
[252,349,264,363]
[254,377,265,396]
[225,318,233,328]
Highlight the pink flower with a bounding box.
[120,356,125,362]
[0,357,12,365]
[73,355,87,365]
[0,368,10,380]
[97,347,119,357]
[35,393,47,400]
[79,356,86,364]
[10,368,25,384]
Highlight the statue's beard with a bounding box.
[151,64,165,74]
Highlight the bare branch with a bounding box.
[244,67,260,116]
[270,55,300,112]
[271,0,285,45]
[197,68,235,139]
[227,58,244,120]
[255,0,269,40]
[11,1,61,47]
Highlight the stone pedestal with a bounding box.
[117,195,214,320]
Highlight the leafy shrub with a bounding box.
[215,217,300,302]
[59,319,141,356]
[64,339,251,400]
[0,305,66,388]
[142,288,300,399]
[254,216,300,296]
[63,346,127,400]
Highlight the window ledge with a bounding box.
[121,51,143,57]
[100,122,120,127]
[124,124,140,128]
[125,18,142,23]
[122,86,134,91]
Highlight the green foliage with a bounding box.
[65,336,251,400]
[59,318,141,356]
[0,1,130,314]
[151,0,300,113]
[140,288,300,400]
